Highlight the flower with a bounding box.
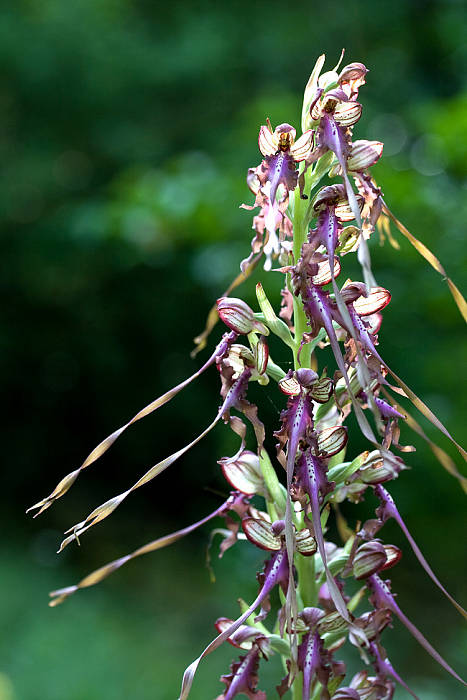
[257,121,313,252]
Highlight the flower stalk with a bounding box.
[29,53,467,699]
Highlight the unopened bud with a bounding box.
[353,541,387,580]
[338,62,368,99]
[253,335,269,375]
[217,297,269,335]
[360,451,405,484]
[381,544,402,571]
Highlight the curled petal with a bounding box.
[258,125,279,157]
[214,618,262,650]
[312,256,342,286]
[338,62,368,99]
[314,426,348,458]
[27,332,237,516]
[220,450,265,496]
[333,101,362,126]
[381,544,402,570]
[49,496,237,606]
[242,517,282,551]
[295,528,317,556]
[289,130,314,161]
[310,376,334,404]
[335,196,364,222]
[313,184,346,210]
[278,374,301,396]
[353,287,391,316]
[347,140,384,171]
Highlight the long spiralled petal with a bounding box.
[27,332,237,516]
[381,388,467,489]
[375,485,467,618]
[258,125,279,157]
[370,643,419,700]
[368,575,466,685]
[178,551,288,700]
[382,202,467,323]
[58,370,251,551]
[49,498,234,606]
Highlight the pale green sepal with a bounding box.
[255,283,295,348]
[302,54,326,132]
[327,451,368,485]
[327,447,347,469]
[268,635,291,656]
[265,358,286,382]
[347,586,367,613]
[259,448,287,517]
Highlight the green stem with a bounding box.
[291,672,303,700]
[296,554,317,608]
[292,166,312,370]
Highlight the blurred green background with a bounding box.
[1,0,466,698]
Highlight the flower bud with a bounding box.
[353,541,387,580]
[253,335,269,375]
[381,544,402,571]
[217,297,269,335]
[360,450,405,484]
[338,62,368,99]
